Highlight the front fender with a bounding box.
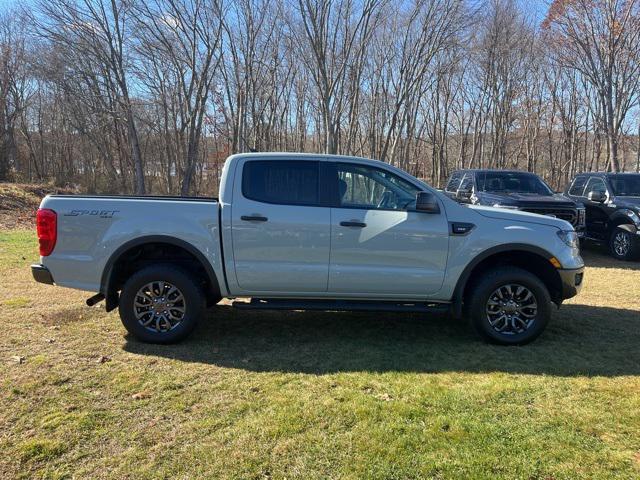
[449,243,562,319]
[609,209,640,232]
[617,223,638,234]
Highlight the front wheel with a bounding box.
[466,267,551,345]
[118,264,205,344]
[609,226,639,261]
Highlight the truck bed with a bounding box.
[46,194,218,202]
[38,194,224,294]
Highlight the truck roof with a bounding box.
[573,172,640,176]
[452,169,539,174]
[227,152,386,164]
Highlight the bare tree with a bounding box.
[0,0,637,192]
[292,0,382,154]
[543,0,640,172]
[0,10,32,180]
[36,0,147,193]
[134,0,223,194]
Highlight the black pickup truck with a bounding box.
[564,172,640,261]
[444,170,585,233]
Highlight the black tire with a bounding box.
[609,226,639,261]
[465,267,551,346]
[118,264,205,344]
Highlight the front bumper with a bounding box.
[31,264,54,285]
[558,266,584,300]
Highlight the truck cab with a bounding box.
[224,155,448,297]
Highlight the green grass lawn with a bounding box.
[1,229,639,479]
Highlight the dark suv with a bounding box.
[444,169,585,233]
[564,173,640,260]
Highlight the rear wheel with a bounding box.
[609,226,639,261]
[466,267,551,345]
[118,264,204,343]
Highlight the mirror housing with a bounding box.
[456,186,473,201]
[457,187,472,197]
[587,190,605,203]
[415,191,440,214]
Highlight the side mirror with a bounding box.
[416,191,440,214]
[456,186,472,201]
[587,190,605,203]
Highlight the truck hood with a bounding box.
[476,191,576,208]
[614,196,640,211]
[469,204,573,230]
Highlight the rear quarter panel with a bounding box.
[39,196,225,294]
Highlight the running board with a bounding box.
[232,298,450,313]
[582,236,605,244]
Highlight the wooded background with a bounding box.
[1,0,639,195]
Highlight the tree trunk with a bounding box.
[126,109,146,194]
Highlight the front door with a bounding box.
[327,162,449,297]
[583,176,610,240]
[231,159,330,293]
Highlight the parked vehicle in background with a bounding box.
[444,169,586,235]
[564,173,640,261]
[32,153,584,346]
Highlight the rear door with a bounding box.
[230,158,331,293]
[327,162,449,297]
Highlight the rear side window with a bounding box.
[242,160,319,205]
[445,172,463,192]
[568,176,587,196]
[608,174,640,196]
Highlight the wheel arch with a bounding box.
[451,244,563,318]
[101,235,222,311]
[608,211,638,235]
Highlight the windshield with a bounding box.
[608,174,640,196]
[476,172,554,195]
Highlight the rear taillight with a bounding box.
[36,208,57,256]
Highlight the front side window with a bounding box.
[476,172,553,195]
[608,174,640,197]
[242,160,319,205]
[445,172,463,192]
[568,176,588,196]
[584,177,607,196]
[335,163,420,211]
[459,173,474,191]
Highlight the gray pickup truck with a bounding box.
[32,153,584,345]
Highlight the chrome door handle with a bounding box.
[340,221,366,228]
[241,215,268,222]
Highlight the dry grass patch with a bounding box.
[0,182,77,229]
[1,229,639,479]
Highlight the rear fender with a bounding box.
[101,235,222,311]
